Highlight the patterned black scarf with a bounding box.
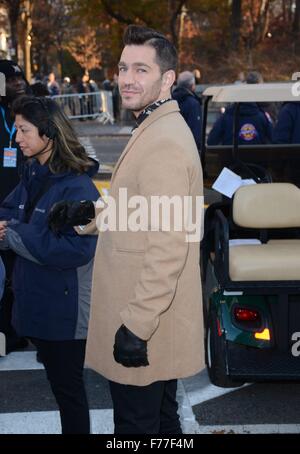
[131,98,172,134]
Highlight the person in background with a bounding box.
[0,254,5,356]
[77,73,94,118]
[273,101,300,144]
[273,100,300,183]
[61,77,72,95]
[0,255,5,302]
[207,71,273,145]
[102,78,112,91]
[0,60,31,354]
[112,73,120,121]
[192,68,203,98]
[48,24,205,435]
[47,72,60,96]
[0,60,31,201]
[30,81,50,97]
[172,70,202,152]
[0,96,99,433]
[193,68,201,85]
[234,71,245,84]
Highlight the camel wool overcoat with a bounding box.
[83,101,205,385]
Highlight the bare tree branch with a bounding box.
[101,0,132,25]
[169,0,186,47]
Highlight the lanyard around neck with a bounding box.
[1,106,16,148]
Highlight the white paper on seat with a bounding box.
[229,239,262,246]
[241,178,256,186]
[212,167,256,198]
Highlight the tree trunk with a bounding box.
[7,1,21,61]
[169,0,186,47]
[231,0,242,51]
[10,19,18,61]
[293,0,300,33]
[293,0,300,54]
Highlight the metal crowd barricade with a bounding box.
[51,90,115,124]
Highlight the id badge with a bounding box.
[3,147,17,168]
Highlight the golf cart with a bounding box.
[201,83,300,387]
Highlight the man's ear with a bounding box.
[162,70,176,91]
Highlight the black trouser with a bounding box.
[109,379,182,434]
[30,338,90,434]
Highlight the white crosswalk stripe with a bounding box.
[79,136,98,160]
[79,136,113,174]
[0,409,114,435]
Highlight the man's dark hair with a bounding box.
[123,25,177,74]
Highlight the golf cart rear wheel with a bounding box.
[206,306,244,388]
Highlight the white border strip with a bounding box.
[196,424,300,434]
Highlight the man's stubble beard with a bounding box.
[120,76,163,114]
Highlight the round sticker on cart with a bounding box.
[239,123,258,141]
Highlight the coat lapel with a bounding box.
[111,100,179,184]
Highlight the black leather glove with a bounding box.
[113,324,149,368]
[48,200,95,234]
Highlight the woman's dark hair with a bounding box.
[12,95,92,174]
[123,25,177,74]
[30,82,50,97]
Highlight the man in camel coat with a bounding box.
[48,24,204,434]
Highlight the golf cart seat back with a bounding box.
[229,183,300,281]
[233,183,300,228]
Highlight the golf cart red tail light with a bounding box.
[216,318,222,337]
[234,307,260,322]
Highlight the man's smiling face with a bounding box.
[118,45,166,117]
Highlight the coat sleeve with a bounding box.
[273,105,293,143]
[7,181,99,269]
[74,201,105,236]
[8,222,97,269]
[181,99,202,150]
[120,138,198,340]
[0,183,23,221]
[207,115,225,145]
[0,257,5,301]
[266,118,274,143]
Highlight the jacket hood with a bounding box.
[226,102,262,116]
[85,158,99,178]
[22,157,99,187]
[172,86,195,102]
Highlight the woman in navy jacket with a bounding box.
[207,102,273,145]
[0,96,99,434]
[273,102,300,144]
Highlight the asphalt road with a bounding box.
[194,382,300,427]
[2,348,300,434]
[85,135,129,165]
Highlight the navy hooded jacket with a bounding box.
[172,86,202,150]
[0,257,4,301]
[0,158,99,340]
[207,103,273,146]
[273,102,300,144]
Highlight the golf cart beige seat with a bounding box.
[229,183,300,281]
